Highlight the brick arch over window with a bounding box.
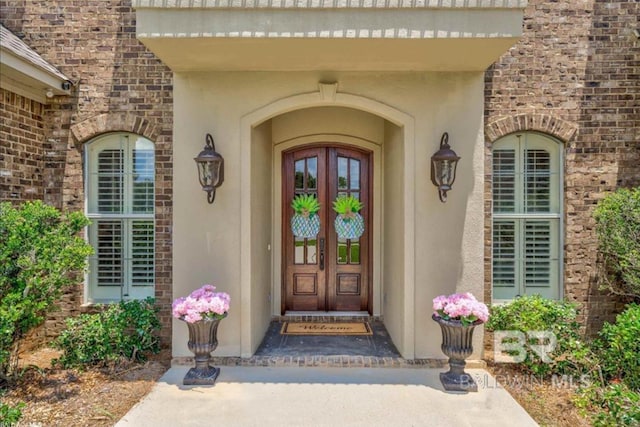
[485,114,578,144]
[70,113,161,144]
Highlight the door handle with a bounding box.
[319,238,325,270]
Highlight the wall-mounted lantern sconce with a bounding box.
[430,132,460,203]
[194,133,224,204]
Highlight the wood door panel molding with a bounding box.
[293,274,317,295]
[336,274,360,295]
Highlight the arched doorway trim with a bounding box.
[239,87,416,358]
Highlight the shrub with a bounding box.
[576,382,640,427]
[486,295,588,376]
[596,303,640,391]
[0,398,24,426]
[54,298,161,368]
[0,201,93,381]
[593,187,640,299]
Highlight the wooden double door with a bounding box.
[283,145,372,313]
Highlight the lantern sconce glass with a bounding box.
[430,132,460,203]
[194,133,224,204]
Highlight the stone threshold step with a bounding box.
[275,312,381,322]
[172,355,486,369]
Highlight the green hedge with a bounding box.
[486,295,588,376]
[594,187,640,299]
[54,298,161,368]
[0,201,92,381]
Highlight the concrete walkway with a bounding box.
[116,366,538,427]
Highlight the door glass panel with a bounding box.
[294,236,305,264]
[350,159,360,190]
[351,192,360,201]
[337,237,348,264]
[306,238,317,264]
[338,157,348,190]
[295,160,305,190]
[350,240,360,264]
[307,157,317,190]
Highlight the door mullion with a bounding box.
[324,148,334,311]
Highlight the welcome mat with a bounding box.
[280,322,373,336]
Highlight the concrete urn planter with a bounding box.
[432,314,480,392]
[183,314,227,385]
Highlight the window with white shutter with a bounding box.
[492,133,562,301]
[86,133,155,302]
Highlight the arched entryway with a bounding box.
[239,89,416,359]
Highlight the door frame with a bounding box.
[273,135,382,317]
[281,143,373,314]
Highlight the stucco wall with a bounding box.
[272,107,384,145]
[172,70,485,358]
[382,121,405,354]
[249,121,274,354]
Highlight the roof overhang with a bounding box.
[0,50,71,103]
[133,1,527,71]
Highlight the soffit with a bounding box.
[133,4,527,71]
[132,0,527,8]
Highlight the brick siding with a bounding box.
[0,89,46,202]
[484,0,639,344]
[0,0,173,345]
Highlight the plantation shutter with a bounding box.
[96,220,123,286]
[493,149,516,213]
[492,133,562,301]
[492,220,518,300]
[86,134,155,302]
[97,149,124,214]
[523,219,559,298]
[131,220,154,286]
[524,149,551,213]
[131,142,155,214]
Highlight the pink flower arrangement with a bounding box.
[432,292,489,326]
[172,284,230,323]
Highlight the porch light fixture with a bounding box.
[430,132,460,203]
[194,133,224,204]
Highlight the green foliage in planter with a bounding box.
[291,194,320,217]
[0,201,93,381]
[486,295,588,376]
[332,195,363,218]
[593,187,640,299]
[0,396,24,426]
[595,303,640,390]
[53,298,161,368]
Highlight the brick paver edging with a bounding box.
[172,356,486,369]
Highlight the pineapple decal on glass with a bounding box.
[290,194,321,238]
[333,195,364,240]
